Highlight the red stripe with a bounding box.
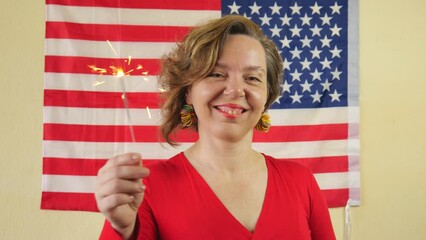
[46,22,191,42]
[42,156,347,176]
[43,123,346,142]
[44,56,160,75]
[281,156,348,174]
[43,157,164,175]
[254,123,347,142]
[43,124,199,142]
[321,189,349,208]
[44,90,160,108]
[41,192,99,212]
[46,0,221,10]
[40,188,349,212]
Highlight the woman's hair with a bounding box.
[158,14,283,146]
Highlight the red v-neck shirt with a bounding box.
[100,152,336,240]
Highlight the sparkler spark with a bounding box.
[88,40,150,142]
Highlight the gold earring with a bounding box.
[180,104,197,128]
[255,113,271,132]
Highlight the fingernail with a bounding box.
[129,195,135,201]
[140,185,146,191]
[132,153,141,160]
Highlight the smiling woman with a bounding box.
[95,15,336,240]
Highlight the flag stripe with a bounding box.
[46,0,222,10]
[43,156,348,176]
[43,140,355,159]
[46,22,191,42]
[41,192,99,211]
[322,189,349,208]
[43,123,348,142]
[43,106,356,126]
[46,5,221,26]
[44,90,160,108]
[42,172,358,193]
[40,189,350,211]
[44,56,161,75]
[45,39,176,58]
[44,73,160,93]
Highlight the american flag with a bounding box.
[42,0,359,211]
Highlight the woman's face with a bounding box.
[186,34,268,142]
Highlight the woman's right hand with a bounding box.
[95,153,150,239]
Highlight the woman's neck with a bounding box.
[185,132,262,174]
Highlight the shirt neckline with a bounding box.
[179,152,272,237]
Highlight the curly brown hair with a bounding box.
[158,15,283,146]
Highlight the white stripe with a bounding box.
[45,73,160,92]
[44,106,351,126]
[44,106,161,125]
[314,171,360,190]
[42,175,96,193]
[45,39,176,58]
[42,172,356,193]
[43,140,353,160]
[46,5,221,26]
[268,107,356,125]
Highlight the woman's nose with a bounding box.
[223,76,245,98]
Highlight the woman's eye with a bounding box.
[246,76,261,82]
[207,73,224,78]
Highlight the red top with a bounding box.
[100,153,336,240]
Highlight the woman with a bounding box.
[96,15,336,240]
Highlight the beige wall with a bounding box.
[1,0,425,239]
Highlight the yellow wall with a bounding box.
[1,0,425,239]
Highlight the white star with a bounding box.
[270,24,282,37]
[310,2,323,15]
[274,94,283,104]
[320,13,332,25]
[290,69,302,81]
[310,90,322,103]
[300,58,312,70]
[280,13,292,26]
[228,1,241,14]
[330,2,343,15]
[320,35,332,48]
[310,68,323,81]
[300,13,312,26]
[280,36,292,48]
[310,46,322,59]
[321,79,332,91]
[330,23,342,36]
[331,67,342,80]
[330,45,342,58]
[290,46,302,59]
[249,2,262,15]
[320,57,332,69]
[283,58,293,71]
[290,2,302,15]
[300,35,312,48]
[290,91,303,103]
[329,89,342,102]
[290,25,302,37]
[259,13,272,26]
[310,24,322,37]
[270,2,282,15]
[300,80,313,93]
[243,12,251,20]
[281,81,293,93]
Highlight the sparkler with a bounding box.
[88,40,150,142]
